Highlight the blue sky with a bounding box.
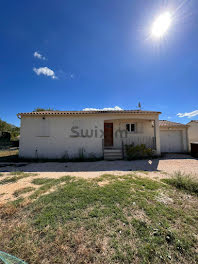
[1,0,198,126]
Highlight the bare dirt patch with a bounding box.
[0,173,39,203]
[98,180,110,186]
[156,191,173,205]
[132,209,151,223]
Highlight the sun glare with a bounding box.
[151,12,172,38]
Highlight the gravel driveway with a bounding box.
[0,154,198,204]
[0,154,198,177]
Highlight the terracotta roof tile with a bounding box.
[188,120,198,123]
[17,110,161,118]
[159,120,188,127]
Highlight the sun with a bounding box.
[151,12,172,38]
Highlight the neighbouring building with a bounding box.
[187,120,198,150]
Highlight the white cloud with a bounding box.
[33,67,57,79]
[83,106,123,111]
[33,51,46,60]
[177,110,198,118]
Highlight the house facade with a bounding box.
[18,110,161,159]
[187,120,198,150]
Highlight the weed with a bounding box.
[0,176,18,185]
[13,187,35,197]
[163,171,198,195]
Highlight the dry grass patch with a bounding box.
[0,171,37,185]
[156,191,173,205]
[0,203,18,218]
[0,149,18,158]
[132,209,151,224]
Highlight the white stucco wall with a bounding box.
[106,119,155,148]
[19,113,160,159]
[188,122,198,150]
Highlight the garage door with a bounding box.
[160,130,183,153]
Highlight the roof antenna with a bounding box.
[138,102,142,110]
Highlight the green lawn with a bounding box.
[0,173,197,264]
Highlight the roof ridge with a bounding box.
[17,110,161,118]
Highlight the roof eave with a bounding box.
[160,125,189,128]
[17,111,161,118]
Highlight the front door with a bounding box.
[104,123,113,147]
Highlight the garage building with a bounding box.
[159,120,189,153]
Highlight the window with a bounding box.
[126,123,136,132]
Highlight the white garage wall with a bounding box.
[160,127,188,153]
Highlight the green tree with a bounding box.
[33,107,55,112]
[0,118,20,140]
[0,119,9,132]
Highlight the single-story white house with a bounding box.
[18,110,161,160]
[187,120,198,150]
[159,120,189,153]
[17,110,191,160]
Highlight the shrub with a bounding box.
[164,171,198,195]
[125,144,154,160]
